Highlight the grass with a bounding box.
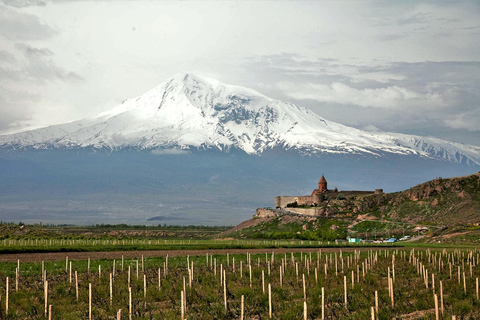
[0,223,230,241]
[227,216,349,241]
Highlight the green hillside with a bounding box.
[226,172,480,242]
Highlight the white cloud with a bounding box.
[363,125,381,132]
[0,4,54,40]
[444,111,480,132]
[277,81,442,109]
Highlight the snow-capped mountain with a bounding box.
[1,73,480,165]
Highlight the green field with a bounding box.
[1,223,480,319]
[1,248,480,319]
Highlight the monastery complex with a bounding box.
[257,175,383,217]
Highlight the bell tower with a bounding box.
[318,175,327,192]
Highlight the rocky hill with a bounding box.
[358,172,480,225]
[227,172,480,241]
[262,172,480,225]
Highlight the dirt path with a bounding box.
[406,235,426,242]
[0,247,396,263]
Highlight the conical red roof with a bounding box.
[319,175,327,184]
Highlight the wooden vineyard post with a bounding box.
[69,261,72,285]
[375,290,378,315]
[6,277,9,315]
[440,281,444,315]
[48,304,52,320]
[15,267,18,292]
[99,264,102,282]
[190,262,194,288]
[88,257,90,274]
[249,265,252,288]
[181,290,184,320]
[296,262,299,281]
[392,254,395,283]
[335,253,338,276]
[262,270,265,293]
[129,287,132,320]
[268,283,272,319]
[434,293,439,320]
[136,260,139,280]
[389,277,394,307]
[476,277,479,300]
[219,264,223,286]
[224,270,227,312]
[303,300,307,320]
[344,275,347,306]
[75,271,79,301]
[321,287,325,320]
[110,273,113,306]
[89,283,92,320]
[351,270,354,289]
[183,277,187,311]
[117,309,122,320]
[144,274,147,308]
[44,279,48,317]
[241,295,244,320]
[303,274,306,301]
[463,272,466,294]
[279,266,283,287]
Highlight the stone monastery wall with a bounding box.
[269,176,382,217]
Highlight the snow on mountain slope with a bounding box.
[1,73,480,165]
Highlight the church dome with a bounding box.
[318,175,327,191]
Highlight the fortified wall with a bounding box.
[261,176,383,218]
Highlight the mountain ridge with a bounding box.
[1,73,479,165]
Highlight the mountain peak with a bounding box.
[0,74,479,165]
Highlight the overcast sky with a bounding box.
[1,0,479,146]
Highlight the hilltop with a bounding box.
[224,172,480,242]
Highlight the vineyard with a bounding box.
[0,238,373,254]
[0,246,480,319]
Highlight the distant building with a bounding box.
[274,175,382,210]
